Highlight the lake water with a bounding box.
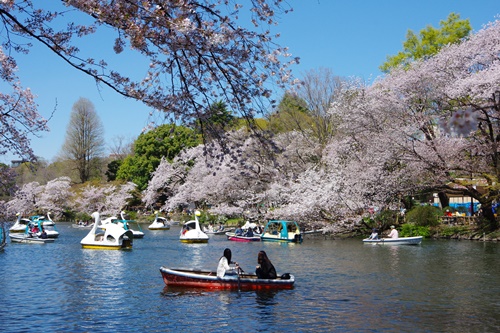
[0,224,499,332]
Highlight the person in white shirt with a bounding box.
[387,225,399,238]
[217,248,239,278]
[367,228,379,240]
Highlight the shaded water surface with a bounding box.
[0,224,499,332]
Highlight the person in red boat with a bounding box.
[255,251,277,279]
[217,248,239,278]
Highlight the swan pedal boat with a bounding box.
[80,212,134,250]
[30,213,56,226]
[102,212,145,239]
[225,232,261,242]
[30,213,59,238]
[362,236,423,245]
[180,211,209,243]
[148,211,171,230]
[9,213,31,233]
[160,267,295,290]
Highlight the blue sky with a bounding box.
[2,1,499,164]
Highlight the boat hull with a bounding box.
[9,234,55,244]
[160,267,294,290]
[179,238,209,243]
[225,232,260,242]
[81,244,128,250]
[8,229,26,233]
[362,236,423,245]
[180,227,209,243]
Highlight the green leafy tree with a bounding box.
[105,160,122,182]
[380,13,471,72]
[267,92,314,134]
[116,124,201,190]
[195,101,237,142]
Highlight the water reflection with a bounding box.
[181,243,209,268]
[2,227,500,332]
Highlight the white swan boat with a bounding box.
[9,213,31,233]
[9,220,55,244]
[148,211,171,230]
[31,212,55,226]
[30,212,59,238]
[180,211,209,243]
[101,212,145,239]
[80,212,134,250]
[362,236,423,245]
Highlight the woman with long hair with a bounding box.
[217,248,239,278]
[255,250,277,279]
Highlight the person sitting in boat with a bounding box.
[244,227,254,237]
[217,224,225,232]
[255,251,277,279]
[367,228,379,240]
[217,248,239,278]
[388,225,399,238]
[235,226,243,236]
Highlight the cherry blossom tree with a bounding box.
[324,19,500,229]
[6,181,41,216]
[0,0,297,159]
[0,46,49,161]
[36,176,72,217]
[140,15,500,232]
[74,181,136,216]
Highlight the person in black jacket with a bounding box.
[255,251,277,279]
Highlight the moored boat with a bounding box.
[225,232,261,242]
[80,212,134,250]
[180,211,209,243]
[362,236,423,245]
[148,211,171,230]
[260,220,303,243]
[159,267,294,290]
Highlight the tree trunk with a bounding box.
[437,192,449,209]
[478,201,499,231]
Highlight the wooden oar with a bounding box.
[237,266,245,291]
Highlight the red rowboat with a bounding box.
[225,232,261,242]
[160,267,294,290]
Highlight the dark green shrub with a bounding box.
[405,205,441,226]
[400,224,430,237]
[374,210,399,227]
